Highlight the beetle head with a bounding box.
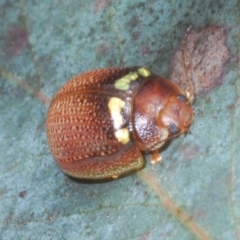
[157,93,194,137]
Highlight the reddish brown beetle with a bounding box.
[46,67,194,179]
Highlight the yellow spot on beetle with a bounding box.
[108,97,125,129]
[114,72,138,90]
[138,67,151,77]
[114,128,130,144]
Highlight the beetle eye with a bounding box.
[168,123,179,135]
[177,94,188,102]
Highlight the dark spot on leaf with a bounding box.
[135,180,141,186]
[127,15,140,28]
[96,42,113,57]
[148,7,154,15]
[4,26,29,55]
[19,190,27,198]
[132,31,142,40]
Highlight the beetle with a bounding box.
[46,67,194,179]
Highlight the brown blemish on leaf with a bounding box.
[180,144,200,160]
[94,0,112,11]
[96,42,113,57]
[170,26,231,95]
[4,27,29,55]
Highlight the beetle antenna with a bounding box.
[181,27,195,103]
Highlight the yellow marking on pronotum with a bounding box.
[114,71,138,90]
[108,97,125,129]
[137,67,151,77]
[114,128,130,144]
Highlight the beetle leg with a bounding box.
[151,150,162,164]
